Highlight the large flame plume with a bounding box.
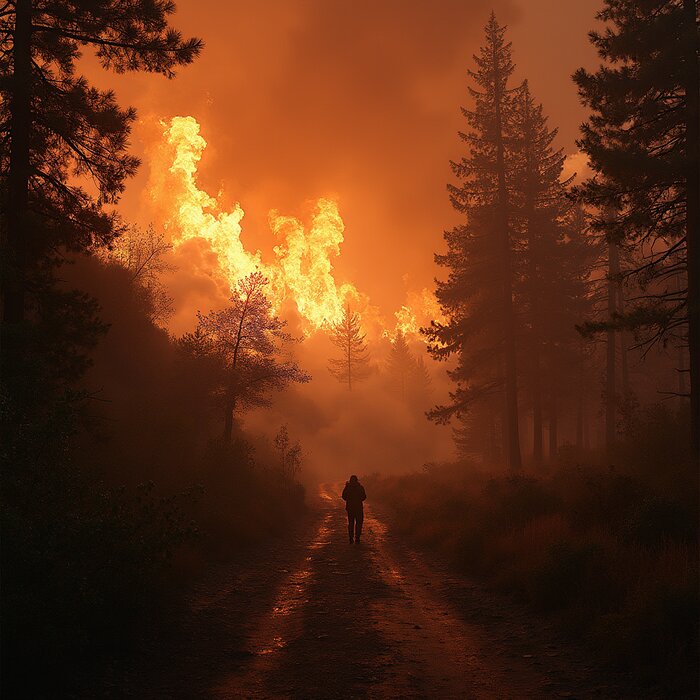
[148,115,440,337]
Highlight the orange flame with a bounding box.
[389,288,445,341]
[148,116,441,339]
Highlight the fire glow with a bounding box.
[150,116,440,337]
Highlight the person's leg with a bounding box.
[347,511,354,543]
[355,511,364,542]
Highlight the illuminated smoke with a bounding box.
[150,115,439,338]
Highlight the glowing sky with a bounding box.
[83,0,600,329]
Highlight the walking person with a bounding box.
[342,475,366,544]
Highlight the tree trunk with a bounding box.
[223,400,235,443]
[523,96,542,466]
[616,276,629,395]
[2,0,32,386]
[493,43,521,470]
[576,348,585,450]
[549,397,558,462]
[532,370,543,466]
[683,0,700,464]
[605,236,618,451]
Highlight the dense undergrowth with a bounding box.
[0,257,306,697]
[367,405,698,694]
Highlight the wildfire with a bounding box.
[148,115,440,338]
[391,288,445,340]
[269,199,360,328]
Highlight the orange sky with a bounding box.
[84,0,601,323]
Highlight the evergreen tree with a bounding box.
[573,0,699,460]
[425,13,523,469]
[512,83,593,463]
[0,0,202,400]
[328,305,371,390]
[386,332,433,406]
[413,355,434,407]
[386,332,416,400]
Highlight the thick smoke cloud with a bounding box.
[77,0,601,479]
[84,0,599,315]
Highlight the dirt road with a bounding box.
[111,483,628,699]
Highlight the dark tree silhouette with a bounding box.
[512,82,592,463]
[192,272,311,442]
[0,0,202,398]
[425,13,523,469]
[328,305,371,390]
[386,332,415,400]
[274,424,302,481]
[386,332,432,405]
[573,0,699,460]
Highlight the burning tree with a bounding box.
[193,272,311,442]
[328,305,372,390]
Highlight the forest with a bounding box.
[1,1,698,698]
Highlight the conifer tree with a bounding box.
[413,355,433,406]
[386,332,433,405]
[386,332,416,400]
[0,0,202,399]
[425,13,523,469]
[328,305,371,390]
[573,0,699,460]
[512,82,592,463]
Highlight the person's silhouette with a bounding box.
[341,475,366,544]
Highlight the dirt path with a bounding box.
[110,483,630,699]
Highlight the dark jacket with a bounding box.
[342,481,366,514]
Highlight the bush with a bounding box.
[367,418,699,694]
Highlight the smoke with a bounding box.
[133,115,454,479]
[242,331,455,483]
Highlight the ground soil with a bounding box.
[97,483,646,699]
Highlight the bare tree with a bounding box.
[107,224,174,324]
[195,272,311,442]
[273,424,302,481]
[328,305,371,390]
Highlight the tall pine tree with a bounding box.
[573,0,699,461]
[0,0,202,401]
[512,82,592,463]
[328,305,371,390]
[426,13,522,468]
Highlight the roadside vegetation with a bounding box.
[367,405,698,694]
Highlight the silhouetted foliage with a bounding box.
[105,223,174,324]
[0,0,202,398]
[189,272,311,442]
[427,15,593,468]
[0,3,205,694]
[573,0,699,458]
[386,332,432,406]
[274,424,303,482]
[328,304,372,390]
